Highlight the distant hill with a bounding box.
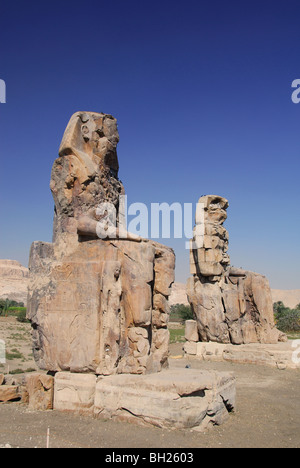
[0,260,29,305]
[170,281,300,309]
[271,289,300,309]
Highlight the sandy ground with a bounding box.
[0,318,299,448]
[0,355,299,448]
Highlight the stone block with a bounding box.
[54,372,96,413]
[26,373,54,410]
[183,341,197,355]
[197,342,227,361]
[188,341,300,370]
[0,386,20,402]
[185,320,198,342]
[94,369,236,431]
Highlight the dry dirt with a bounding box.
[0,318,299,448]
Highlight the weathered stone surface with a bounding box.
[183,341,197,355]
[185,339,300,370]
[50,112,125,242]
[187,195,286,345]
[222,343,299,370]
[1,374,23,386]
[25,373,54,410]
[54,372,96,413]
[185,320,199,342]
[0,259,29,305]
[52,369,236,430]
[94,369,236,431]
[0,385,20,402]
[0,374,4,386]
[27,112,175,376]
[28,239,174,375]
[169,282,189,306]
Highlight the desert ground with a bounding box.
[0,317,299,449]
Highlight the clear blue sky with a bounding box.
[0,0,299,288]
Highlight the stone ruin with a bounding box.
[1,113,298,434]
[187,195,287,345]
[22,113,236,431]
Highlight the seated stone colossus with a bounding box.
[27,112,175,375]
[187,195,286,345]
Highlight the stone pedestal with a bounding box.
[28,238,174,376]
[52,369,236,431]
[184,329,300,370]
[54,373,96,413]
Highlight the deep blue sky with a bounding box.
[0,0,299,288]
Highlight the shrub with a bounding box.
[0,300,25,316]
[274,302,300,333]
[16,309,29,323]
[170,304,194,323]
[6,349,24,360]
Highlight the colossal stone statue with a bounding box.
[187,195,286,345]
[27,112,175,375]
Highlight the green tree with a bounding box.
[273,301,286,314]
[0,299,14,316]
[274,301,300,333]
[0,299,25,316]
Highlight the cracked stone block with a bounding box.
[54,372,96,413]
[25,373,54,411]
[94,369,236,431]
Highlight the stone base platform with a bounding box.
[184,341,300,370]
[53,369,236,432]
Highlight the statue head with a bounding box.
[59,111,120,176]
[51,112,124,242]
[198,195,229,225]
